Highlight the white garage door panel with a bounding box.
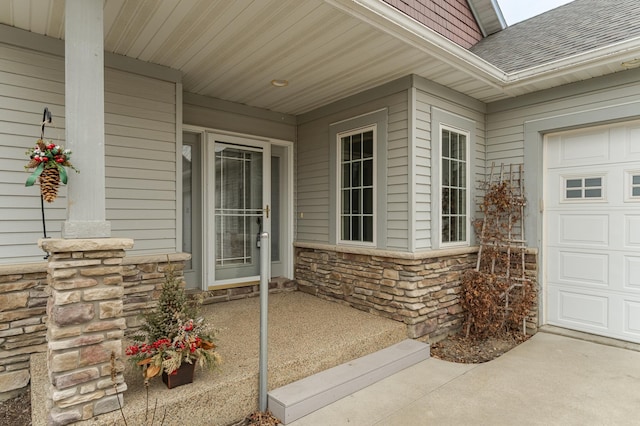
[555,289,608,328]
[545,120,640,343]
[624,256,640,290]
[555,250,609,286]
[548,287,640,341]
[546,130,610,168]
[621,126,640,158]
[625,215,640,247]
[624,300,640,336]
[556,214,609,246]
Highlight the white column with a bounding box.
[61,0,111,238]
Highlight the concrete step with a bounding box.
[268,339,430,425]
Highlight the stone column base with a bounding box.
[40,238,133,426]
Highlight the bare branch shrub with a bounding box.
[461,177,535,340]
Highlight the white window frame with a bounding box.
[439,124,470,248]
[560,174,606,202]
[336,125,377,247]
[625,170,640,202]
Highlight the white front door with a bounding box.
[208,133,271,286]
[544,121,640,342]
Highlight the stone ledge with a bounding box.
[39,239,134,253]
[0,262,47,275]
[294,242,538,259]
[0,252,192,275]
[121,252,191,265]
[294,242,480,259]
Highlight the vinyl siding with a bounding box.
[296,119,330,243]
[386,93,410,250]
[486,68,640,249]
[414,95,432,249]
[486,68,640,165]
[0,43,178,264]
[297,86,409,250]
[414,77,486,250]
[183,92,296,142]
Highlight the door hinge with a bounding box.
[265,205,270,219]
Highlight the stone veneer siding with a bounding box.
[40,238,134,426]
[0,263,48,400]
[196,277,297,305]
[0,252,296,401]
[295,243,538,340]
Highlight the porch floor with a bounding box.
[31,291,407,426]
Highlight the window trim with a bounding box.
[560,174,607,203]
[625,170,640,202]
[336,125,377,247]
[439,123,471,248]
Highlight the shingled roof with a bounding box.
[470,0,640,73]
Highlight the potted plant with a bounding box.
[126,265,221,388]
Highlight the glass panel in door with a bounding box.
[214,144,264,281]
[182,132,202,289]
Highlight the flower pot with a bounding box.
[162,361,195,389]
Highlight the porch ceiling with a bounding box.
[3,0,640,115]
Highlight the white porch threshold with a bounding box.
[267,339,430,425]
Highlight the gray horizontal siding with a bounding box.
[296,120,330,243]
[486,67,640,249]
[386,94,410,250]
[414,93,432,250]
[414,77,486,250]
[0,43,178,264]
[0,44,67,264]
[486,68,640,165]
[296,85,409,250]
[104,67,177,255]
[183,92,296,142]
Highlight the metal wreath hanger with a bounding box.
[40,107,52,259]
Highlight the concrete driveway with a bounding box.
[289,331,640,425]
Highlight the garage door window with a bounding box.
[631,174,640,198]
[564,176,603,200]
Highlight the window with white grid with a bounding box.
[338,127,375,244]
[441,126,469,245]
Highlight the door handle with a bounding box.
[264,205,270,219]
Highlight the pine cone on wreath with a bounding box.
[25,138,78,201]
[39,167,60,203]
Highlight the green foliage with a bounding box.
[127,263,221,381]
[140,265,198,342]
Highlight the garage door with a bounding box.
[545,121,640,343]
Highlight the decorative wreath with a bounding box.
[25,139,78,202]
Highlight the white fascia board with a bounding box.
[504,36,640,86]
[326,0,640,99]
[325,0,507,88]
[467,0,507,36]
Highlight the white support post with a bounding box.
[259,232,270,412]
[61,0,110,238]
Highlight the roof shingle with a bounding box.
[470,0,640,73]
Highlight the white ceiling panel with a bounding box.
[0,0,638,115]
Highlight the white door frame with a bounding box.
[207,133,271,287]
[180,125,294,290]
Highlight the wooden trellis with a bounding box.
[475,162,528,334]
